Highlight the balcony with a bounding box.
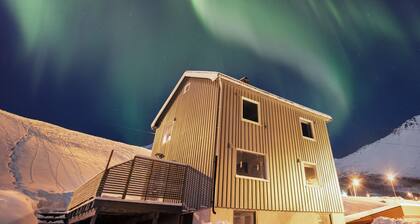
[66,155,212,223]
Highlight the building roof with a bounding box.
[343,196,420,223]
[151,70,332,130]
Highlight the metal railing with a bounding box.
[68,155,212,211]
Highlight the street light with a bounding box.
[407,192,413,199]
[386,173,397,197]
[352,178,360,197]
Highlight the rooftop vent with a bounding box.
[239,76,250,84]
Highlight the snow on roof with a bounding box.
[151,70,332,129]
[343,196,420,223]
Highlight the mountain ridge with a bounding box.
[336,115,420,179]
[0,109,151,223]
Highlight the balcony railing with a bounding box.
[68,155,212,212]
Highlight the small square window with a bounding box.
[302,162,318,185]
[236,149,266,179]
[234,211,255,224]
[242,97,259,124]
[300,119,314,139]
[162,123,173,144]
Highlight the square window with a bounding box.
[303,162,318,185]
[236,149,266,179]
[242,97,259,124]
[234,211,255,224]
[300,119,314,139]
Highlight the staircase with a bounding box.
[37,210,67,224]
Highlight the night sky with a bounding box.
[1,1,420,158]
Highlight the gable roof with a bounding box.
[151,70,332,130]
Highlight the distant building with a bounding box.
[64,71,345,224]
[343,197,420,224]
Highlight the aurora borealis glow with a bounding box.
[1,1,420,157]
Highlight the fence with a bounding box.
[68,155,212,212]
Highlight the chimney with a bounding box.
[239,76,250,84]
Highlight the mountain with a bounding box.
[0,109,150,223]
[335,116,420,197]
[336,116,420,179]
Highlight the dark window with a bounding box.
[301,120,314,139]
[236,150,266,179]
[303,163,318,185]
[242,98,259,123]
[234,211,255,224]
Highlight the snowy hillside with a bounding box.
[336,116,420,179]
[0,109,150,222]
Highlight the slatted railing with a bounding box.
[68,171,104,210]
[68,155,212,212]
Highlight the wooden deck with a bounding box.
[66,155,212,223]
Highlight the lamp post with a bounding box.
[352,178,360,197]
[387,173,397,197]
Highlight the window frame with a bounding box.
[301,161,319,187]
[299,117,315,141]
[241,96,261,126]
[235,148,269,182]
[233,210,256,224]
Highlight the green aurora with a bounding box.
[3,0,420,156]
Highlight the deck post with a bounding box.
[96,150,114,197]
[122,158,136,199]
[181,166,188,210]
[152,212,160,224]
[144,160,155,200]
[89,214,97,224]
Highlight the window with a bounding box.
[234,211,255,224]
[242,97,260,124]
[300,118,314,139]
[236,149,267,180]
[302,162,318,186]
[183,82,191,94]
[162,123,173,144]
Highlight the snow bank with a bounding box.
[372,217,412,224]
[0,109,151,222]
[0,190,37,224]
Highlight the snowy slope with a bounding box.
[0,109,151,215]
[336,116,420,179]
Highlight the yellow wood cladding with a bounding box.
[215,79,344,213]
[151,77,219,177]
[151,74,343,214]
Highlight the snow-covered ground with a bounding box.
[0,109,151,223]
[372,217,413,224]
[336,116,420,179]
[0,190,37,224]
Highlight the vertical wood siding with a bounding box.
[151,78,219,177]
[215,80,343,213]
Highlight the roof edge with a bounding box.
[150,71,220,129]
[217,73,333,121]
[151,70,332,130]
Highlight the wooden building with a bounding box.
[65,70,344,224]
[150,71,345,224]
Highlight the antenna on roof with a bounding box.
[239,76,250,84]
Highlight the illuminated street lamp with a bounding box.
[386,173,397,197]
[407,192,413,199]
[352,178,360,197]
